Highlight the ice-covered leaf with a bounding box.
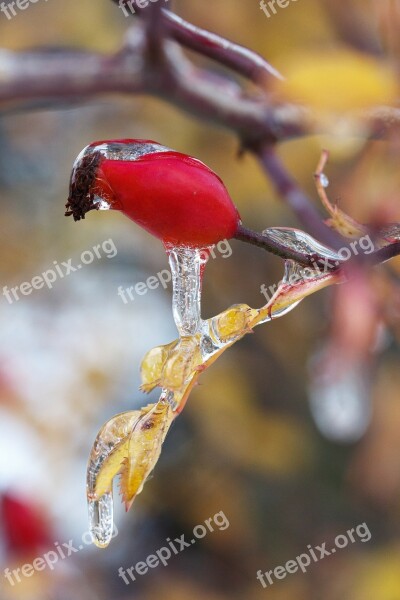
[86,400,174,546]
[119,400,174,511]
[86,410,142,548]
[87,410,143,501]
[141,337,202,396]
[257,260,343,324]
[210,304,258,343]
[140,341,178,393]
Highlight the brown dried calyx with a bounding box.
[65,150,102,221]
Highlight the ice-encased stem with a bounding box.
[167,246,208,336]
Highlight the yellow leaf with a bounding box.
[274,50,398,111]
[119,400,174,511]
[89,410,143,500]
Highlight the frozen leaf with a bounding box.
[140,341,178,393]
[140,337,202,397]
[86,401,174,545]
[210,304,258,343]
[257,261,342,324]
[119,400,174,511]
[87,410,142,548]
[161,336,203,392]
[87,410,143,501]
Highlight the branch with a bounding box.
[0,45,145,101]
[371,241,400,265]
[157,8,284,84]
[112,2,284,83]
[0,38,309,144]
[0,16,399,143]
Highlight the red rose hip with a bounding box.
[65,139,241,248]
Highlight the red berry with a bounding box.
[66,139,241,247]
[1,493,52,556]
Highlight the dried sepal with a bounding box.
[314,150,367,238]
[65,148,105,221]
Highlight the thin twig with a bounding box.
[253,144,345,249]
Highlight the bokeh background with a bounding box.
[1,1,400,599]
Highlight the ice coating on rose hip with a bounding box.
[66,139,241,247]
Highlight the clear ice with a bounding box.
[87,492,114,549]
[167,246,208,336]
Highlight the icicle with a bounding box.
[167,246,208,336]
[87,492,114,549]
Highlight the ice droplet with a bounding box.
[94,198,111,211]
[167,246,208,336]
[308,354,371,443]
[320,173,329,188]
[88,492,114,548]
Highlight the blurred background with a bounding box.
[1,0,400,599]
